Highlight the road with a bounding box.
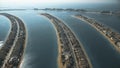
[41,13,91,68]
[74,15,120,52]
[0,13,27,68]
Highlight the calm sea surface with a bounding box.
[48,11,120,68]
[0,3,120,68]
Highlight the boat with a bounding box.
[0,41,3,47]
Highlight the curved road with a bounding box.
[41,13,91,68]
[74,15,120,52]
[0,13,27,68]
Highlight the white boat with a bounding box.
[0,41,3,46]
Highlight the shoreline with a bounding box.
[0,13,28,68]
[54,15,92,68]
[41,15,64,68]
[41,13,92,68]
[73,15,120,52]
[57,15,93,68]
[0,13,20,68]
[18,19,28,68]
[56,27,64,68]
[0,15,12,50]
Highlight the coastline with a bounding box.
[55,15,92,68]
[0,15,12,50]
[56,27,64,68]
[18,19,28,68]
[93,24,120,52]
[41,13,92,68]
[0,14,20,68]
[0,14,28,68]
[58,15,93,68]
[40,15,64,68]
[73,15,120,52]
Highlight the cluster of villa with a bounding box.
[75,15,120,50]
[0,13,26,68]
[41,13,91,68]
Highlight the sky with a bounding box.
[0,0,119,8]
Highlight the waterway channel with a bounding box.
[0,10,120,68]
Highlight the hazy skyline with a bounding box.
[0,0,119,8]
